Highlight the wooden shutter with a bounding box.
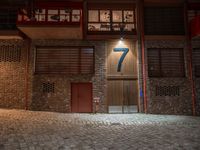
[35,47,94,75]
[193,48,200,77]
[147,49,161,77]
[147,48,185,77]
[80,48,94,74]
[161,49,185,77]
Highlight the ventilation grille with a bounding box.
[155,86,180,96]
[42,82,55,93]
[0,45,21,62]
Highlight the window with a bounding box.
[18,8,81,23]
[35,47,94,75]
[148,48,185,77]
[88,9,135,33]
[193,48,200,77]
[0,9,17,30]
[144,7,185,35]
[35,9,46,21]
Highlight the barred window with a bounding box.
[148,48,185,77]
[35,46,94,75]
[193,48,200,77]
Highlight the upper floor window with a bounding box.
[144,7,185,35]
[18,8,81,24]
[88,9,135,33]
[0,9,17,30]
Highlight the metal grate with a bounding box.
[0,45,21,62]
[155,86,180,96]
[193,48,200,77]
[42,82,55,93]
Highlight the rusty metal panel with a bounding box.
[71,83,92,113]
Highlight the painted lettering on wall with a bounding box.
[113,48,129,72]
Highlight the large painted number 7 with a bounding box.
[113,48,129,72]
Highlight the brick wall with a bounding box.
[144,40,193,115]
[0,39,28,109]
[30,40,106,113]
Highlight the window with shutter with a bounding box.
[148,48,185,77]
[35,47,94,75]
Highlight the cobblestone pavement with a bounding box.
[0,109,200,150]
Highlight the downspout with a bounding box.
[138,0,147,113]
[184,1,196,116]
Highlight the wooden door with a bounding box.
[71,83,92,113]
[107,80,138,113]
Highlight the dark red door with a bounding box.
[71,83,92,113]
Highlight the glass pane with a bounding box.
[112,23,120,31]
[48,10,59,21]
[100,10,110,22]
[124,11,134,22]
[100,23,111,31]
[88,23,101,31]
[60,10,70,22]
[112,11,122,22]
[35,9,46,21]
[124,24,135,31]
[72,10,80,22]
[88,10,99,22]
[35,9,45,14]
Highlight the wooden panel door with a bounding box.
[123,80,138,106]
[107,80,123,106]
[71,83,92,113]
[107,80,138,113]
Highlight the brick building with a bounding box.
[0,0,199,115]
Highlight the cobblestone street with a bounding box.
[0,109,200,150]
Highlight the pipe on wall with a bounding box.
[184,0,196,116]
[137,0,147,113]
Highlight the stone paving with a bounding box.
[0,109,200,150]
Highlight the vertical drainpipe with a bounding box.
[137,0,147,113]
[25,38,31,110]
[184,1,196,116]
